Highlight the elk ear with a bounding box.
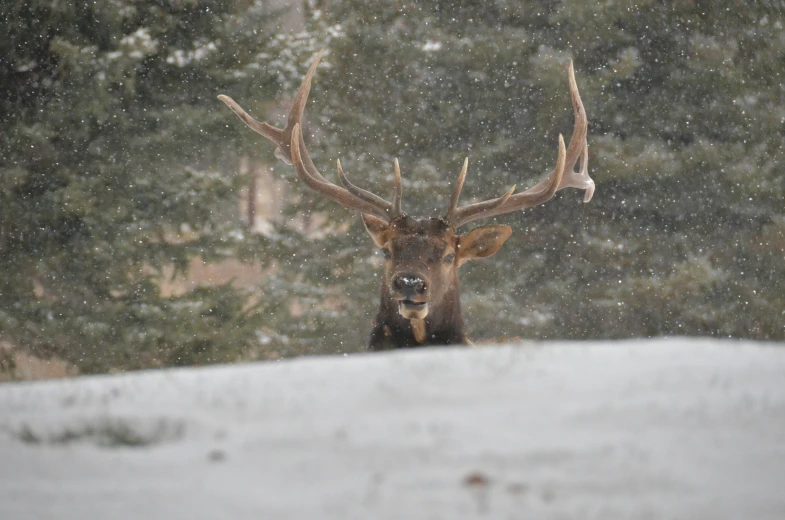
[456,225,512,267]
[361,213,390,247]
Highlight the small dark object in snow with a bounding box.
[506,482,529,495]
[208,449,226,463]
[463,471,490,488]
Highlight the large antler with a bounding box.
[218,50,402,222]
[446,59,595,229]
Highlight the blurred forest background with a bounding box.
[1,0,783,378]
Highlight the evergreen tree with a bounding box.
[0,0,293,373]
[4,0,782,377]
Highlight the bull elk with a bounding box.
[218,50,594,350]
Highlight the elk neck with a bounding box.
[369,274,468,349]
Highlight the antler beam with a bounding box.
[447,59,594,228]
[218,50,402,222]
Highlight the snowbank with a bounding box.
[1,338,784,520]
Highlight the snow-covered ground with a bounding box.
[1,338,784,520]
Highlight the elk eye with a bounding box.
[382,248,392,260]
[443,253,456,264]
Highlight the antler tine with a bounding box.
[334,157,404,217]
[453,134,566,228]
[563,59,586,173]
[219,50,396,221]
[290,124,390,219]
[217,49,326,172]
[450,183,518,228]
[336,159,394,211]
[559,59,595,202]
[392,159,403,217]
[216,95,283,144]
[445,157,468,223]
[287,50,325,138]
[449,60,593,228]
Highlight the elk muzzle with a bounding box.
[390,272,430,319]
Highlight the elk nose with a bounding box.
[392,273,428,297]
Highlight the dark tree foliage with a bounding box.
[0,0,289,372]
[262,0,784,349]
[2,1,783,377]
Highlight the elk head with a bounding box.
[218,50,594,349]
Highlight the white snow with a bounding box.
[1,338,784,520]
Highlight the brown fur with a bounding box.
[364,215,510,350]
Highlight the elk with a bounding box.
[218,50,594,350]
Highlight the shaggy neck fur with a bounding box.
[368,278,468,350]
